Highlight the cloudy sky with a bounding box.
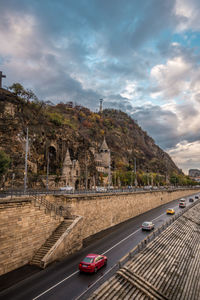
[1,0,200,174]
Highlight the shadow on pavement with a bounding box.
[0,265,41,292]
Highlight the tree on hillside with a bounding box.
[8,83,24,97]
[0,150,10,180]
[9,83,39,102]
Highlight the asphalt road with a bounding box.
[0,192,199,300]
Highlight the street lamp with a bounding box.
[24,128,29,193]
[46,151,49,191]
[11,173,15,199]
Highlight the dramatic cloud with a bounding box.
[1,0,200,173]
[168,141,200,173]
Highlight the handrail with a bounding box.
[33,195,72,218]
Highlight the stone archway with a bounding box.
[75,179,79,190]
[48,146,57,174]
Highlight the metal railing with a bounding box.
[33,195,72,219]
[0,186,200,198]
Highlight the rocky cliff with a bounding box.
[0,88,181,188]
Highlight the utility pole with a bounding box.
[108,150,111,189]
[134,157,137,187]
[46,151,49,190]
[85,153,88,190]
[72,159,76,189]
[24,127,29,193]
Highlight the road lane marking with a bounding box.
[101,228,141,255]
[32,210,170,299]
[32,270,79,300]
[74,265,117,300]
[152,212,166,222]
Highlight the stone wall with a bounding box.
[47,188,200,241]
[0,200,61,275]
[1,188,200,276]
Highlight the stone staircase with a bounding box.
[30,218,73,268]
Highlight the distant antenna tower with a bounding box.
[99,99,103,113]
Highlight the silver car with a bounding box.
[142,221,154,231]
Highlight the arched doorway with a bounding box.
[48,146,57,174]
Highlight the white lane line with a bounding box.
[74,265,116,300]
[32,210,167,299]
[101,228,141,255]
[32,271,79,300]
[152,212,166,222]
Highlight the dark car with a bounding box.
[189,198,194,202]
[79,254,107,273]
[195,195,199,199]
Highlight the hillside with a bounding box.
[0,88,181,188]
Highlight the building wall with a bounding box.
[0,200,61,276]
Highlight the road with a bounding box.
[0,192,199,300]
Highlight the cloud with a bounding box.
[168,140,200,174]
[1,0,200,174]
[175,0,200,31]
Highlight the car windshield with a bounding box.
[143,222,151,226]
[82,257,94,263]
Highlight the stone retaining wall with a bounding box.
[0,200,61,275]
[47,188,200,241]
[1,189,200,276]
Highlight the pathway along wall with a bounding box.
[47,188,200,241]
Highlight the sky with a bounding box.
[0,0,200,174]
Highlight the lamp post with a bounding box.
[46,151,49,191]
[24,128,29,193]
[108,149,111,189]
[11,173,15,199]
[134,157,137,187]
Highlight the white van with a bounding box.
[179,198,186,208]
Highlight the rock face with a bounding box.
[0,89,181,188]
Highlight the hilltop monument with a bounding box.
[99,98,103,113]
[0,71,6,88]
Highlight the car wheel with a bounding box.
[104,259,107,266]
[94,267,98,273]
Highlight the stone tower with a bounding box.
[61,149,80,188]
[62,149,72,178]
[95,138,110,174]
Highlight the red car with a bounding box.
[79,254,107,273]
